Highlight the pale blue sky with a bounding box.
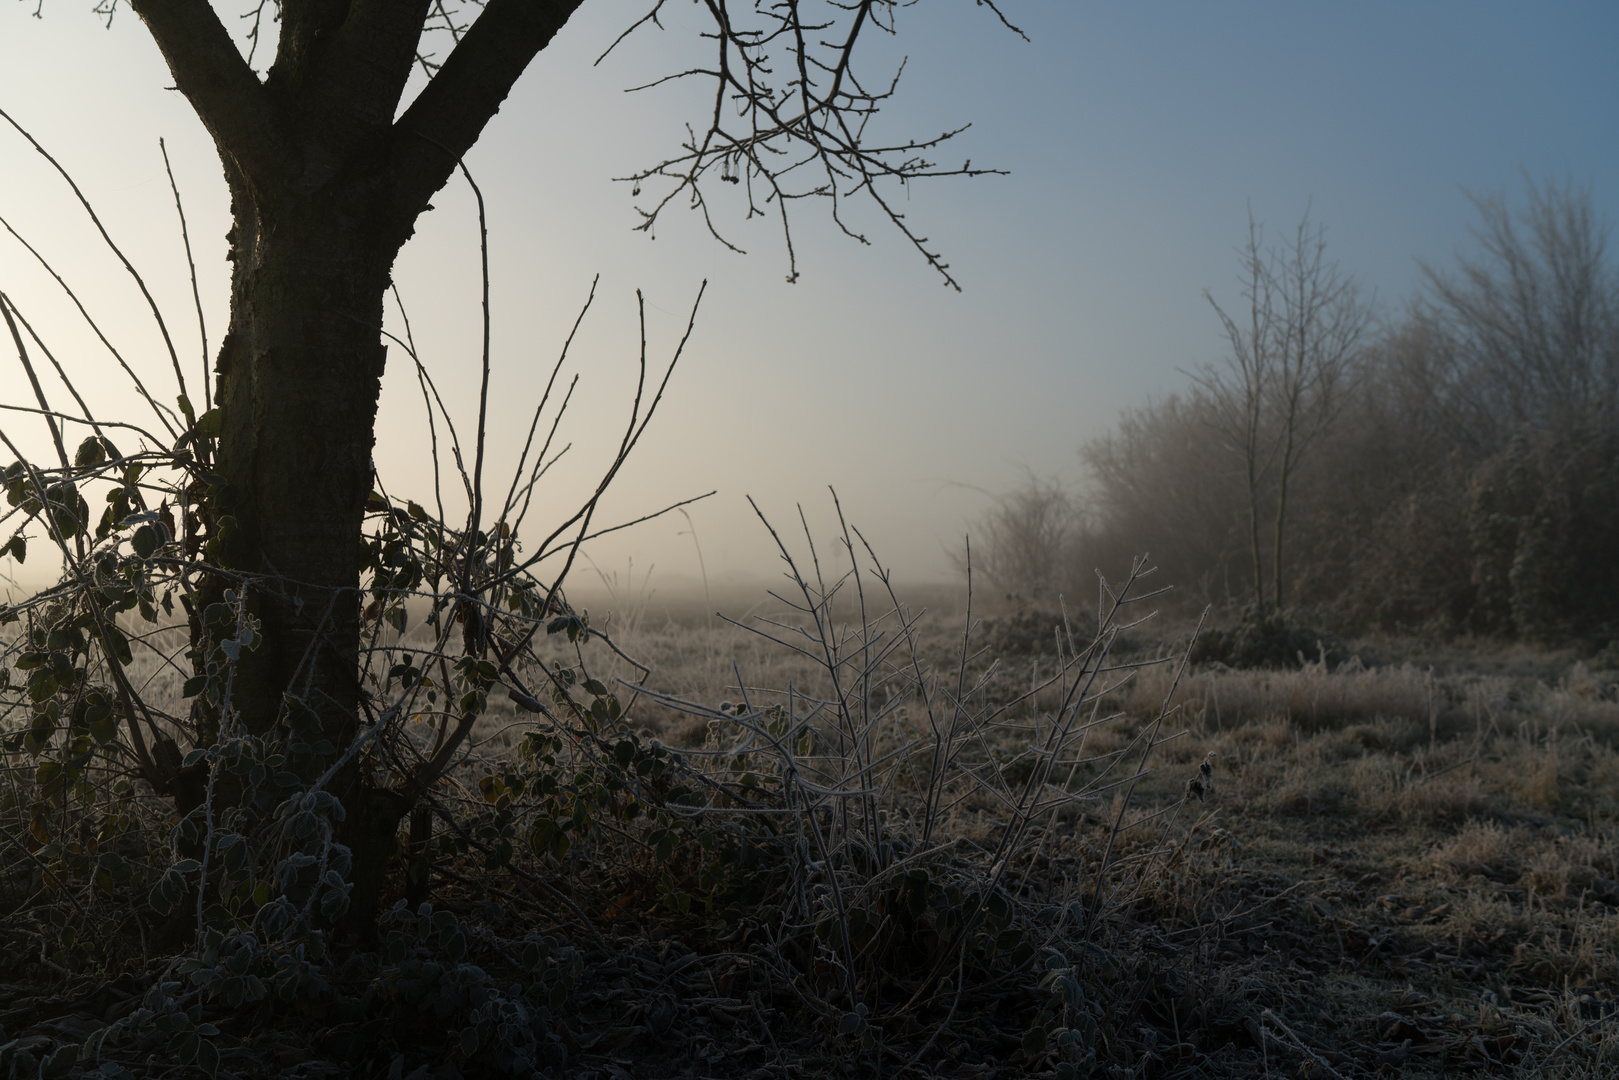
[2,2,1617,597]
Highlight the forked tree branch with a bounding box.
[288,0,435,134]
[128,0,290,192]
[389,0,587,221]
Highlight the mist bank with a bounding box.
[972,179,1619,644]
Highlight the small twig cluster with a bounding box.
[628,494,1208,1068]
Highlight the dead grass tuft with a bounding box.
[1432,820,1529,881]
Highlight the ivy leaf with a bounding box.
[196,1038,220,1078]
[74,437,105,468]
[89,714,119,746]
[102,626,133,666]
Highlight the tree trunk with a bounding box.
[1245,455,1266,611]
[1271,450,1291,614]
[125,0,590,934]
[205,174,412,928]
[211,187,391,744]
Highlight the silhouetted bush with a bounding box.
[1189,607,1344,670]
[1467,426,1619,640]
[975,180,1619,643]
[979,607,1101,658]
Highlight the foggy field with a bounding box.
[457,586,1619,1078]
[9,568,1619,1078]
[6,182,1619,1077]
[3,3,1617,1077]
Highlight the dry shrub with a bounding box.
[1509,989,1619,1078]
[1266,764,1317,814]
[1431,820,1530,881]
[1342,749,1487,824]
[1506,909,1619,989]
[1121,656,1442,732]
[1520,834,1619,903]
[1518,747,1563,809]
[1446,887,1534,952]
[1533,681,1619,734]
[1437,870,1619,992]
[1563,661,1619,702]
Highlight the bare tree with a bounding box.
[6,0,1022,927]
[1197,214,1278,611]
[1196,209,1370,612]
[964,472,1084,602]
[1068,183,1619,635]
[1420,177,1619,442]
[1080,393,1246,604]
[1267,213,1372,610]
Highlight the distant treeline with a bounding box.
[975,180,1619,642]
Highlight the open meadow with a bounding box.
[5,545,1619,1079]
[2,8,1615,1078]
[528,590,1619,1079]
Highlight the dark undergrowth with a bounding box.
[8,591,1619,1079]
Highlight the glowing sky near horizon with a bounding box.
[2,1,1617,604]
